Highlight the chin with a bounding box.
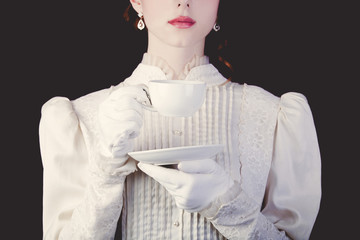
[164,34,202,48]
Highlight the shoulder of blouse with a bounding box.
[279,92,312,116]
[39,97,83,169]
[40,86,113,133]
[239,84,281,118]
[40,96,79,132]
[244,84,280,103]
[276,91,317,141]
[275,92,316,131]
[240,85,312,118]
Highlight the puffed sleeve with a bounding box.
[262,92,321,239]
[40,97,89,239]
[201,92,321,240]
[40,96,129,240]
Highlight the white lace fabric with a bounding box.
[40,56,321,239]
[200,182,289,239]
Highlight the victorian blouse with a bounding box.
[40,55,321,239]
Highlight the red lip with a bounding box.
[168,16,196,29]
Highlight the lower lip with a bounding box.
[168,21,195,29]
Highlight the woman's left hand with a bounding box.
[138,159,234,212]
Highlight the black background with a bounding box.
[3,1,357,239]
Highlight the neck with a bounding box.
[147,32,205,76]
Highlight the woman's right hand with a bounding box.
[98,85,150,158]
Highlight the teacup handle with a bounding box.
[141,87,157,112]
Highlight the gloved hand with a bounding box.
[138,159,234,212]
[98,85,150,158]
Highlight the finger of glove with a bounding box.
[112,139,134,157]
[99,111,143,145]
[114,119,143,140]
[109,86,150,106]
[125,120,143,139]
[177,159,217,174]
[138,162,183,189]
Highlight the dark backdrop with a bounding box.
[3,1,357,239]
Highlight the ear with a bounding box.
[130,0,143,15]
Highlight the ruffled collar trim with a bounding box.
[141,53,209,80]
[123,53,228,87]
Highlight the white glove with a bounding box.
[138,159,234,212]
[98,85,150,158]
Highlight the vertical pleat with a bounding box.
[153,177,159,237]
[166,192,172,239]
[186,118,194,146]
[191,213,198,240]
[160,117,168,239]
[214,86,220,145]
[161,115,168,149]
[140,171,146,239]
[225,85,232,171]
[201,95,207,145]
[132,173,138,238]
[207,88,213,144]
[204,217,210,240]
[198,213,204,239]
[146,171,152,238]
[221,85,229,167]
[159,183,166,239]
[169,118,173,147]
[188,213,194,240]
[226,85,234,172]
[194,110,200,145]
[181,117,186,146]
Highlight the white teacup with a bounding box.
[143,80,206,117]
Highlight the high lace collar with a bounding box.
[141,53,209,80]
[123,53,229,87]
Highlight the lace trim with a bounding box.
[57,89,135,239]
[249,214,289,240]
[238,85,280,204]
[59,175,126,239]
[202,184,290,240]
[200,181,242,218]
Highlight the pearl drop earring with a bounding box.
[137,13,145,30]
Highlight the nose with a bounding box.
[178,0,190,7]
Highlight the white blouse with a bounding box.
[40,58,321,240]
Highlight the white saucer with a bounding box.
[128,144,224,165]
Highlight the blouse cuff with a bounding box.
[200,181,258,219]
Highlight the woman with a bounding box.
[40,0,321,239]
